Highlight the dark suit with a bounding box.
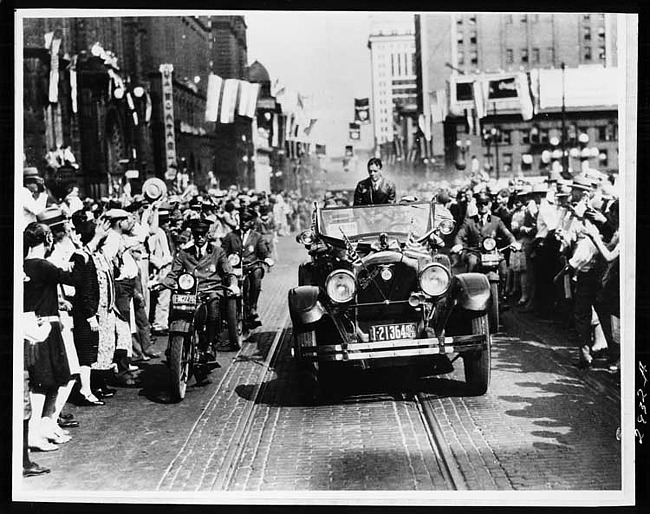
[454,213,516,273]
[221,230,270,317]
[70,250,100,366]
[353,177,396,206]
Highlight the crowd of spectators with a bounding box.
[21,165,315,477]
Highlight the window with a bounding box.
[520,14,528,23]
[505,14,513,24]
[457,33,464,45]
[540,128,549,143]
[500,130,512,145]
[598,46,606,60]
[583,46,592,60]
[598,27,606,42]
[506,48,513,64]
[456,14,463,25]
[457,51,465,66]
[548,47,555,64]
[521,48,529,63]
[599,149,608,167]
[583,26,591,41]
[532,48,540,64]
[470,31,477,44]
[470,50,478,66]
[391,54,395,75]
[583,14,591,22]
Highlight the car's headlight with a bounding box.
[177,273,196,291]
[482,237,497,251]
[296,229,315,246]
[419,263,451,297]
[228,254,241,266]
[325,269,356,303]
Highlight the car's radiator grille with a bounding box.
[354,262,418,321]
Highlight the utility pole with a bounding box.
[561,61,568,176]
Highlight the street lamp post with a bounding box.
[560,62,569,175]
[491,127,500,180]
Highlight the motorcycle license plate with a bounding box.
[481,254,500,266]
[370,323,417,342]
[172,294,196,304]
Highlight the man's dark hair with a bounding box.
[367,157,383,169]
[24,222,50,249]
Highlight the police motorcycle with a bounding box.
[165,271,241,401]
[225,253,274,340]
[460,238,517,333]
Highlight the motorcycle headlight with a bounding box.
[419,263,451,297]
[482,237,497,251]
[438,219,455,235]
[177,273,196,291]
[228,254,241,266]
[325,269,356,304]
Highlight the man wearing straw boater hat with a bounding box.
[23,167,49,230]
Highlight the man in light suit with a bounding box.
[353,158,396,206]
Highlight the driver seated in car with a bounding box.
[158,218,240,357]
[221,208,271,328]
[451,192,521,272]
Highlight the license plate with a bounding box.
[481,254,500,265]
[172,294,197,304]
[370,323,417,341]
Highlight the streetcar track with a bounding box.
[211,314,291,490]
[414,393,467,490]
[156,279,290,491]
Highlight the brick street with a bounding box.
[19,235,621,494]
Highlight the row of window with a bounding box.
[459,13,606,26]
[390,52,416,77]
[504,45,606,64]
[479,125,618,145]
[483,149,611,170]
[457,50,478,66]
[457,31,478,45]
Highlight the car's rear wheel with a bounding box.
[463,313,491,395]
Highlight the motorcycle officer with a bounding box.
[221,208,271,329]
[156,218,241,357]
[451,192,521,272]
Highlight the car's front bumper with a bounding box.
[298,334,487,362]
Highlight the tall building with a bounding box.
[450,12,617,75]
[367,17,418,165]
[416,12,619,179]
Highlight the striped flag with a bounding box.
[219,79,239,124]
[244,83,260,118]
[205,73,223,122]
[271,113,279,147]
[404,218,429,256]
[339,228,362,265]
[237,80,250,117]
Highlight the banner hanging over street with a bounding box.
[349,122,360,140]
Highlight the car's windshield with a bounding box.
[318,202,432,241]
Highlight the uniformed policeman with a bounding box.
[158,218,240,355]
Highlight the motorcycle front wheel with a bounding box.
[226,297,243,347]
[169,334,191,401]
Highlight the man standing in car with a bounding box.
[353,158,396,206]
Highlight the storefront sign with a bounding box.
[160,64,177,178]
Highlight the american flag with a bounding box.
[404,218,429,256]
[339,228,362,265]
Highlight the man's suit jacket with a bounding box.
[353,177,396,206]
[454,214,516,249]
[221,229,270,263]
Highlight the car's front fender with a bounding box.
[288,286,326,329]
[453,272,491,311]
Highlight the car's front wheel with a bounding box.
[462,313,491,395]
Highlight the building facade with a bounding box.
[415,12,619,180]
[367,18,420,168]
[22,15,251,198]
